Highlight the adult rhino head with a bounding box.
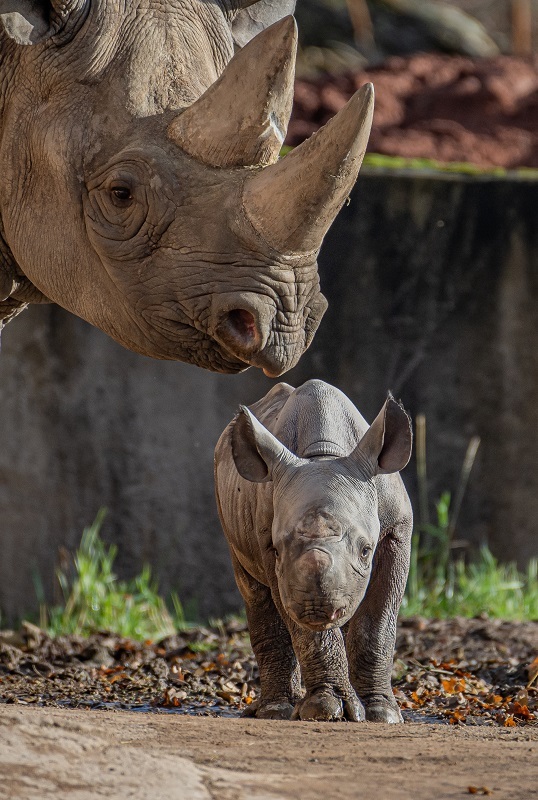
[0,1,374,376]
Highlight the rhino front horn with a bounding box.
[168,16,297,168]
[242,83,375,254]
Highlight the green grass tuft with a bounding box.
[402,497,538,620]
[362,153,512,176]
[402,416,538,620]
[41,510,188,641]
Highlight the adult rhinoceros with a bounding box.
[0,0,373,377]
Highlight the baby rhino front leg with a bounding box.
[346,525,412,723]
[288,623,365,722]
[233,557,302,720]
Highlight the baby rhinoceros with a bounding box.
[214,379,413,724]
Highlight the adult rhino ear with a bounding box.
[229,0,296,48]
[0,0,87,45]
[232,405,300,483]
[348,394,413,477]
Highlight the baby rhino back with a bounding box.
[250,379,369,459]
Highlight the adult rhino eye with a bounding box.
[361,545,372,560]
[110,184,132,203]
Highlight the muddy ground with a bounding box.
[1,617,536,798]
[287,53,538,168]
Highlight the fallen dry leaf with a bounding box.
[1,617,537,725]
[527,656,538,688]
[441,677,466,694]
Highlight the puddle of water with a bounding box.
[52,699,242,717]
[4,698,496,725]
[52,700,455,724]
[401,709,447,725]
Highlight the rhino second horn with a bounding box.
[242,83,375,254]
[168,16,297,169]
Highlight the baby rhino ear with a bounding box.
[231,406,299,483]
[352,394,413,476]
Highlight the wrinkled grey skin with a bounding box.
[215,379,413,722]
[0,0,333,377]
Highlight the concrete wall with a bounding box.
[1,169,537,622]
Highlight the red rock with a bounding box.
[288,54,538,168]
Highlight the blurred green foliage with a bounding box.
[40,510,188,640]
[34,497,537,642]
[403,492,538,619]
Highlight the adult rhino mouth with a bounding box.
[144,295,313,376]
[141,307,251,372]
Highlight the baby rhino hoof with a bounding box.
[257,701,295,720]
[243,699,294,720]
[293,690,364,722]
[365,698,403,724]
[295,690,343,721]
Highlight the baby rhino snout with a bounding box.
[285,548,347,630]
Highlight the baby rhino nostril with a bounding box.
[227,309,258,343]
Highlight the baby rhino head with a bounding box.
[231,394,412,631]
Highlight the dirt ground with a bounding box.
[288,53,538,168]
[1,617,536,797]
[1,704,537,800]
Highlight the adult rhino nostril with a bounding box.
[212,298,279,368]
[227,309,258,345]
